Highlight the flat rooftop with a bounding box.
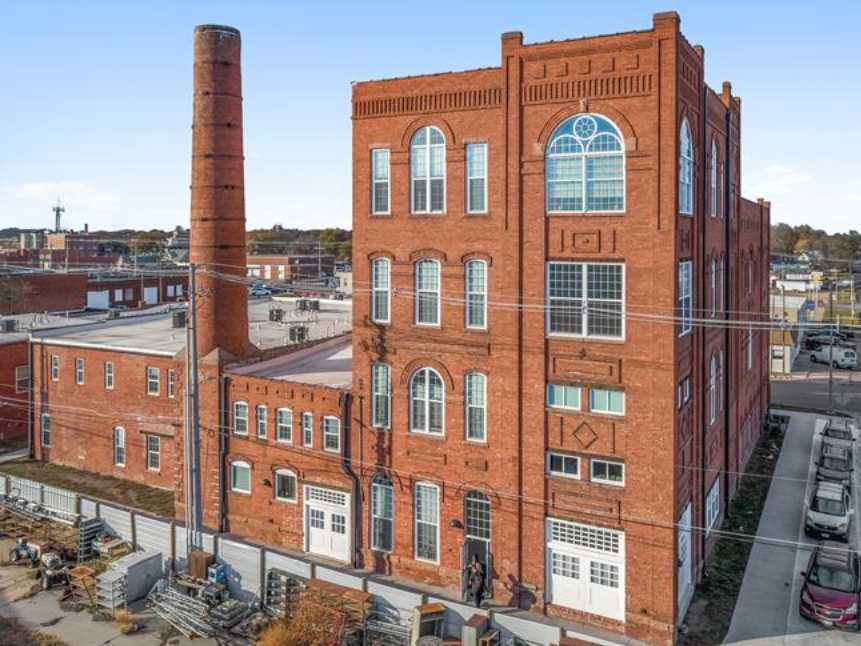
[29,297,352,357]
[228,335,352,389]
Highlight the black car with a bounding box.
[817,444,854,489]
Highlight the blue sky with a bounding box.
[1,1,858,234]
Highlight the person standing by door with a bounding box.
[465,554,486,607]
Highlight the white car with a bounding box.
[811,345,857,369]
[805,481,853,542]
[249,287,271,297]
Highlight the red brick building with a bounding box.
[0,272,87,315]
[349,11,769,643]
[247,254,336,282]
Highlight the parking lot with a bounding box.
[726,411,860,644]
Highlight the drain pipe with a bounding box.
[722,85,733,514]
[340,392,361,568]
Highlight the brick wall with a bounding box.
[0,340,29,447]
[0,273,87,314]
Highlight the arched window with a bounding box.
[545,114,624,213]
[410,367,444,435]
[465,373,486,442]
[464,491,491,542]
[411,126,445,214]
[710,139,718,217]
[371,474,394,552]
[371,258,390,324]
[708,357,717,424]
[415,259,441,325]
[112,427,125,466]
[711,257,717,318]
[679,118,693,215]
[464,260,487,329]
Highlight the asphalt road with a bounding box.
[725,411,860,645]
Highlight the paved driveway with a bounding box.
[725,411,860,645]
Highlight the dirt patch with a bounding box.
[0,460,175,517]
[679,419,787,645]
[0,616,70,646]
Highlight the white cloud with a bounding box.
[0,181,116,211]
[747,164,810,198]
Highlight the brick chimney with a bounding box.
[189,24,249,359]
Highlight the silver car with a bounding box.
[806,482,853,542]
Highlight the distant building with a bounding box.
[247,254,336,282]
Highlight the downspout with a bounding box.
[722,98,732,510]
[699,83,708,564]
[340,391,360,568]
[219,373,227,533]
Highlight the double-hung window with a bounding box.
[233,402,248,435]
[589,388,624,416]
[710,258,717,318]
[415,260,441,325]
[719,350,725,412]
[50,355,59,382]
[747,325,753,371]
[547,452,580,479]
[40,413,51,447]
[147,435,160,471]
[104,362,114,390]
[371,258,390,324]
[276,408,292,443]
[547,384,581,411]
[465,143,487,213]
[75,358,84,385]
[167,369,176,398]
[706,479,720,533]
[256,405,267,439]
[591,459,624,486]
[409,368,444,435]
[678,375,691,409]
[464,373,486,442]
[274,469,297,502]
[414,482,439,562]
[679,118,693,215]
[710,140,718,217]
[14,366,29,394]
[708,357,717,425]
[464,260,487,329]
[678,261,693,336]
[146,367,160,395]
[371,149,390,215]
[371,363,391,429]
[371,475,394,552]
[322,416,341,453]
[231,461,251,493]
[302,412,313,447]
[113,427,125,467]
[546,262,624,338]
[411,126,445,213]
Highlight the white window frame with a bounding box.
[302,412,313,447]
[40,412,51,447]
[322,416,341,453]
[113,427,126,467]
[678,375,691,409]
[546,451,581,479]
[75,357,84,385]
[414,482,440,563]
[464,372,486,443]
[679,118,694,215]
[464,259,487,330]
[371,258,391,325]
[590,458,625,487]
[276,408,293,443]
[465,142,488,214]
[371,475,394,553]
[274,468,298,503]
[414,259,441,326]
[719,349,725,412]
[50,355,59,382]
[104,361,114,390]
[256,405,267,439]
[588,388,625,416]
[146,435,160,471]
[747,325,753,371]
[233,401,249,435]
[371,148,390,215]
[705,478,720,534]
[708,356,717,425]
[719,256,725,313]
[546,261,626,340]
[547,383,582,411]
[678,260,693,336]
[710,139,718,217]
[146,366,160,396]
[410,126,446,214]
[710,257,717,318]
[409,367,445,436]
[167,369,176,398]
[14,365,29,394]
[230,460,251,494]
[371,363,391,429]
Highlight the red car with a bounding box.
[799,541,860,630]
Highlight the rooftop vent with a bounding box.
[172,310,187,329]
[1,319,18,333]
[269,308,284,322]
[289,325,308,343]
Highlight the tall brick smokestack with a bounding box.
[189,25,249,359]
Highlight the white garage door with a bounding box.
[304,485,351,562]
[143,286,159,305]
[546,518,625,622]
[87,290,110,309]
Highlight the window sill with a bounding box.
[547,472,581,481]
[274,497,298,505]
[407,432,445,441]
[546,211,626,217]
[464,439,488,447]
[590,479,625,488]
[230,490,252,496]
[547,334,626,344]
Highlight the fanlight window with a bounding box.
[546,114,624,213]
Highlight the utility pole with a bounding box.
[184,263,202,554]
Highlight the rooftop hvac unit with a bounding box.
[297,299,308,312]
[269,308,284,322]
[307,299,320,311]
[1,319,18,333]
[289,325,308,343]
[172,310,187,329]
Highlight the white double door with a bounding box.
[677,503,694,617]
[304,485,351,562]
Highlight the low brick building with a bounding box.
[247,254,336,282]
[0,271,87,315]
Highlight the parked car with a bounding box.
[249,286,271,297]
[817,444,855,489]
[811,345,858,370]
[799,541,860,630]
[806,332,850,350]
[806,482,854,542]
[821,421,858,450]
